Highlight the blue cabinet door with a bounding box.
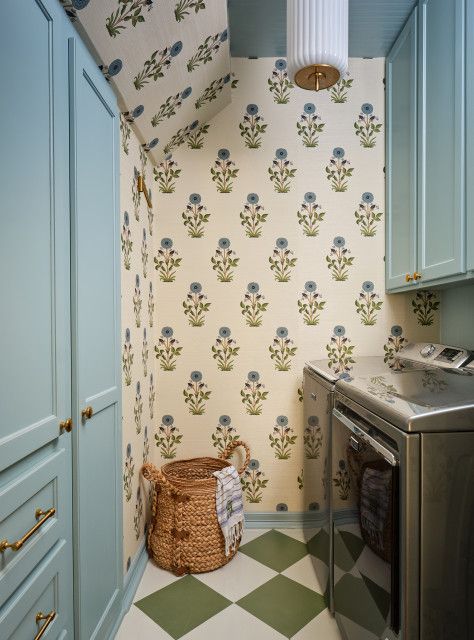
[0,0,73,636]
[467,0,474,273]
[386,8,418,290]
[69,36,122,640]
[418,0,465,282]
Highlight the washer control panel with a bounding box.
[398,343,472,368]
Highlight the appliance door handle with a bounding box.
[332,408,399,467]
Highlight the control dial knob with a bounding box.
[420,343,436,358]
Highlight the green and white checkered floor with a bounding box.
[116,529,342,639]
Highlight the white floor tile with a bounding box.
[195,551,278,601]
[133,560,182,601]
[115,603,173,639]
[275,528,319,544]
[180,604,286,640]
[240,528,269,545]
[291,608,342,640]
[281,554,326,594]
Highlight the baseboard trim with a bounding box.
[108,539,148,639]
[244,511,328,529]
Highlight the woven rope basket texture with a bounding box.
[142,440,250,575]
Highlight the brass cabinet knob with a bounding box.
[414,272,422,280]
[81,406,93,421]
[405,273,414,282]
[59,418,73,433]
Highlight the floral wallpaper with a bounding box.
[61,0,231,164]
[120,126,158,574]
[147,57,439,516]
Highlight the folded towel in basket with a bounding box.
[213,465,244,556]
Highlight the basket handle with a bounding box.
[219,440,251,476]
[141,463,188,499]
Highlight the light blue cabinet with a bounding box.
[418,0,465,282]
[467,0,474,272]
[386,8,418,290]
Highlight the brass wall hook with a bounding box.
[137,174,152,208]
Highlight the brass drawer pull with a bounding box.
[0,507,56,553]
[35,610,56,640]
[81,405,93,421]
[60,418,73,433]
[413,271,422,280]
[405,273,413,282]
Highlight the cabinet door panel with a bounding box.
[418,0,465,281]
[467,0,474,272]
[386,8,418,290]
[0,0,71,471]
[69,37,122,640]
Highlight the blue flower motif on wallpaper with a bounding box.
[106,0,153,38]
[142,137,159,153]
[151,86,192,128]
[326,325,356,375]
[269,237,297,282]
[186,122,211,149]
[298,281,326,326]
[354,103,382,148]
[326,236,354,281]
[297,192,326,237]
[143,425,150,463]
[141,228,148,278]
[268,59,294,104]
[134,486,143,540]
[123,442,135,501]
[269,415,297,459]
[355,191,383,237]
[183,282,211,327]
[241,459,269,504]
[241,371,269,416]
[240,193,268,238]
[384,326,407,371]
[122,328,134,386]
[183,371,211,415]
[163,120,199,155]
[333,459,351,500]
[154,237,182,282]
[411,291,440,326]
[269,327,297,371]
[154,154,181,193]
[174,0,206,23]
[142,327,148,377]
[155,414,183,458]
[211,414,240,455]
[182,193,210,238]
[123,104,145,124]
[355,281,383,325]
[240,282,269,327]
[304,415,323,459]
[296,103,325,148]
[210,149,239,193]
[134,382,143,434]
[148,281,154,327]
[211,238,239,282]
[212,327,240,371]
[121,211,133,270]
[99,58,123,82]
[268,148,296,193]
[149,373,155,419]
[120,115,132,155]
[195,73,231,109]
[328,72,353,103]
[326,147,354,192]
[187,28,228,72]
[134,41,183,90]
[239,104,268,149]
[155,326,182,371]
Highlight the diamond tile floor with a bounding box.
[115,529,342,639]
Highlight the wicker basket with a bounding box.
[141,440,250,576]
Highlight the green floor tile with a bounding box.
[239,529,308,572]
[334,529,365,571]
[307,528,329,562]
[334,574,387,638]
[237,574,326,638]
[340,530,365,563]
[361,573,390,621]
[135,575,231,639]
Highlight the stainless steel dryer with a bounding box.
[331,342,474,640]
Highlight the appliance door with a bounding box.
[332,408,400,640]
[303,369,333,610]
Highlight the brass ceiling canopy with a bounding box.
[294,63,341,91]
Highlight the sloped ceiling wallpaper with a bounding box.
[62,0,231,164]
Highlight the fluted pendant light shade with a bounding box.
[287,0,348,91]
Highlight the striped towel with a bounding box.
[213,465,244,556]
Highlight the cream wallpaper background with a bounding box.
[120,57,440,573]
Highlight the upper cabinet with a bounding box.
[386,0,471,292]
[386,8,418,290]
[467,0,474,272]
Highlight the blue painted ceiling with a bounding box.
[228,0,417,58]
